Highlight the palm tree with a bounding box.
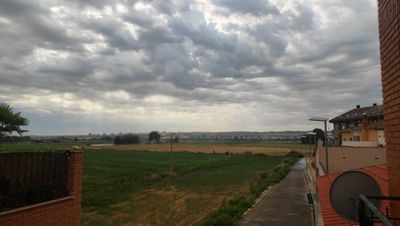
[0,103,29,148]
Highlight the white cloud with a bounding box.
[0,0,381,134]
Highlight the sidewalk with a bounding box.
[237,158,312,226]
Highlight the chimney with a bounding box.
[356,105,360,108]
[373,103,377,107]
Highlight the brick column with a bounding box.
[67,151,83,226]
[377,0,400,219]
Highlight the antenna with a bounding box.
[329,171,382,220]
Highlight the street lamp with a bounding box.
[309,117,329,174]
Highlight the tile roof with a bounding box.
[316,165,389,226]
[330,104,383,123]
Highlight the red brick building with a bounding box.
[378,0,400,220]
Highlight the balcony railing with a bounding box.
[368,121,384,129]
[356,195,400,226]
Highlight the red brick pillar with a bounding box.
[377,0,400,220]
[67,151,83,226]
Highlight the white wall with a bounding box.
[342,141,378,147]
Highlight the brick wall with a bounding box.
[377,0,400,219]
[0,151,83,226]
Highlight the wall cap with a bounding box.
[0,195,74,217]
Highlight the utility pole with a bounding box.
[170,134,173,173]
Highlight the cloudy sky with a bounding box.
[0,0,382,135]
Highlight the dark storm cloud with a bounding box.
[82,17,140,51]
[169,15,237,52]
[124,12,155,27]
[139,26,183,47]
[36,56,95,78]
[0,0,83,53]
[149,0,176,15]
[213,0,280,15]
[0,0,382,132]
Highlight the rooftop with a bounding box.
[316,165,389,226]
[329,104,383,123]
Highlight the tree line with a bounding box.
[113,131,179,145]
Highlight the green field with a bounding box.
[82,150,299,226]
[0,139,309,152]
[0,142,92,152]
[0,142,301,225]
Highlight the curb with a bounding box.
[242,185,273,217]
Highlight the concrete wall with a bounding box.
[342,141,379,147]
[316,141,328,174]
[341,132,352,141]
[316,140,386,174]
[378,0,400,220]
[0,151,82,226]
[339,130,380,142]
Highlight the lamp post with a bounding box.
[309,117,329,174]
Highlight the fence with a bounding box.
[0,151,70,211]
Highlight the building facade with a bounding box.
[330,104,385,147]
[378,0,400,219]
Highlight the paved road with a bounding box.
[238,158,312,226]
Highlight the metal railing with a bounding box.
[0,151,70,211]
[357,195,400,226]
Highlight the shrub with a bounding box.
[204,153,301,226]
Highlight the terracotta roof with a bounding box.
[316,165,389,226]
[330,104,383,123]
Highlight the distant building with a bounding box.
[329,104,385,147]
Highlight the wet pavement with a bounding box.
[237,158,312,226]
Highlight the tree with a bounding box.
[313,128,325,146]
[113,133,140,145]
[0,103,29,147]
[301,134,316,144]
[148,131,161,144]
[173,136,179,144]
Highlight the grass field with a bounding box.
[92,143,308,155]
[0,140,309,154]
[81,150,299,226]
[0,141,308,157]
[1,141,303,225]
[0,142,92,152]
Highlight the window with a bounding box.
[353,131,360,141]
